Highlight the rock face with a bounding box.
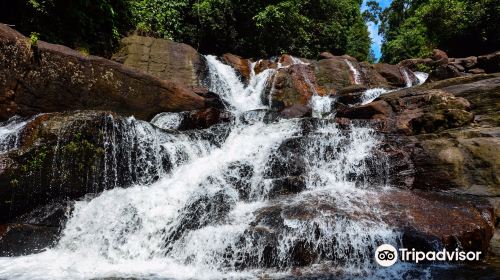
[401,49,500,82]
[0,111,171,224]
[112,35,208,88]
[0,24,213,121]
[336,74,499,256]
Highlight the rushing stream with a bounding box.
[0,56,472,280]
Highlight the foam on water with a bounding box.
[0,115,36,153]
[0,55,423,280]
[205,55,274,113]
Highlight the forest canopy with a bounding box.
[0,0,371,61]
[377,0,500,63]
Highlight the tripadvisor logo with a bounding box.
[374,244,482,267]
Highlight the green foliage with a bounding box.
[29,32,39,46]
[1,0,371,60]
[2,0,133,57]
[380,0,500,63]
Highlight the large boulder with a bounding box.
[222,53,252,83]
[270,64,326,110]
[373,63,417,87]
[0,24,212,121]
[112,35,208,88]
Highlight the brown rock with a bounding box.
[279,104,312,119]
[374,63,414,87]
[112,35,207,88]
[477,51,500,73]
[431,49,449,65]
[222,53,252,82]
[270,64,325,110]
[254,59,277,75]
[0,24,209,121]
[319,52,335,59]
[428,64,465,82]
[469,68,486,74]
[337,100,392,120]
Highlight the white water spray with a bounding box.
[345,59,362,85]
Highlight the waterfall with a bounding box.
[0,115,36,153]
[414,71,429,85]
[361,88,391,105]
[205,55,274,112]
[345,59,361,85]
[0,55,416,280]
[401,68,413,87]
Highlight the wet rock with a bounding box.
[279,104,312,119]
[373,63,413,87]
[181,108,233,130]
[380,191,494,254]
[270,64,325,110]
[0,224,60,256]
[112,35,208,88]
[0,24,210,121]
[222,53,252,83]
[0,111,172,223]
[336,85,368,105]
[337,100,392,120]
[254,59,277,75]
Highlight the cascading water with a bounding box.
[0,115,36,153]
[0,55,433,279]
[345,59,361,85]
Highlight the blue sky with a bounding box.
[361,0,392,60]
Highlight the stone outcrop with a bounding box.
[401,49,500,82]
[0,24,214,121]
[222,53,252,83]
[335,73,500,255]
[112,35,208,88]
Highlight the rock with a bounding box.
[441,76,500,126]
[0,111,176,223]
[428,64,464,82]
[181,108,233,130]
[319,52,335,59]
[112,35,208,88]
[469,68,486,74]
[373,63,410,87]
[0,224,60,256]
[222,53,252,82]
[456,56,478,69]
[254,59,277,75]
[314,57,355,92]
[270,64,325,110]
[380,190,494,254]
[0,24,210,121]
[431,49,449,65]
[278,54,302,67]
[279,104,312,119]
[399,58,434,71]
[337,100,392,120]
[477,51,500,73]
[336,85,368,105]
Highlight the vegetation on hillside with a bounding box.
[0,0,370,60]
[375,0,500,63]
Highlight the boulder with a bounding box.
[431,49,449,66]
[112,35,208,88]
[254,59,277,75]
[319,52,335,59]
[270,64,325,110]
[374,63,415,87]
[428,64,464,82]
[477,51,500,73]
[0,24,210,121]
[222,53,252,82]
